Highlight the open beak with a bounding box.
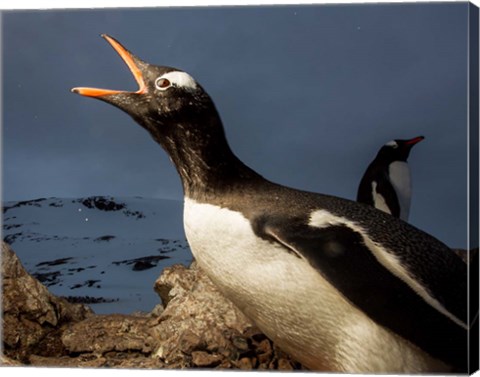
[405,136,425,146]
[71,34,147,97]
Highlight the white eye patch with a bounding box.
[385,140,398,148]
[156,71,198,91]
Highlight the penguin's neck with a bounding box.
[156,114,262,199]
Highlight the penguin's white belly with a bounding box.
[389,161,412,221]
[183,198,448,373]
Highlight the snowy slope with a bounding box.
[2,196,193,314]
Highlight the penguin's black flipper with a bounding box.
[374,174,401,218]
[261,218,468,370]
[357,168,401,218]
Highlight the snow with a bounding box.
[2,196,193,314]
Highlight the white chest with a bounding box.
[182,198,447,372]
[388,161,412,221]
[183,198,336,319]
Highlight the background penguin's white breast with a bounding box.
[388,161,411,220]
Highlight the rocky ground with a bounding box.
[1,242,303,370]
[3,240,475,371]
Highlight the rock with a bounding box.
[154,263,197,306]
[5,238,472,371]
[152,262,253,364]
[151,261,304,370]
[232,336,250,351]
[61,314,159,354]
[0,354,22,366]
[28,354,107,368]
[191,351,223,367]
[236,357,254,369]
[256,338,273,364]
[2,242,303,370]
[149,303,165,318]
[452,248,478,263]
[278,357,296,370]
[1,242,92,362]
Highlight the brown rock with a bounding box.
[236,357,254,370]
[62,314,159,354]
[28,354,107,368]
[28,353,164,369]
[2,242,305,370]
[453,248,478,263]
[152,262,254,365]
[151,262,304,370]
[0,354,22,366]
[154,263,197,306]
[1,242,92,362]
[177,330,205,354]
[191,351,223,367]
[257,338,272,354]
[232,336,250,351]
[278,358,296,370]
[256,338,273,364]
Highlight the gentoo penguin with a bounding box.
[357,137,424,221]
[72,35,468,373]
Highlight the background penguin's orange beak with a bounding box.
[71,34,147,97]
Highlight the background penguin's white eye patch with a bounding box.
[155,77,171,90]
[385,140,398,148]
[156,71,198,91]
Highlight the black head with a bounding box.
[71,35,220,146]
[376,136,425,162]
[72,35,258,196]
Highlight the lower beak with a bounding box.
[71,34,147,97]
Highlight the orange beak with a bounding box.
[71,34,147,97]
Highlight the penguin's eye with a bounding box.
[155,77,171,90]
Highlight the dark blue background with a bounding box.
[2,3,471,247]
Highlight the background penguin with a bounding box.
[357,136,424,221]
[72,36,467,373]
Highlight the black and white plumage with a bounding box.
[72,35,468,373]
[357,137,424,221]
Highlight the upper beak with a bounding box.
[71,34,147,97]
[405,136,425,146]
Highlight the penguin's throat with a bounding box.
[157,125,260,198]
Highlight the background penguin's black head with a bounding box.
[71,35,217,142]
[377,136,425,162]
